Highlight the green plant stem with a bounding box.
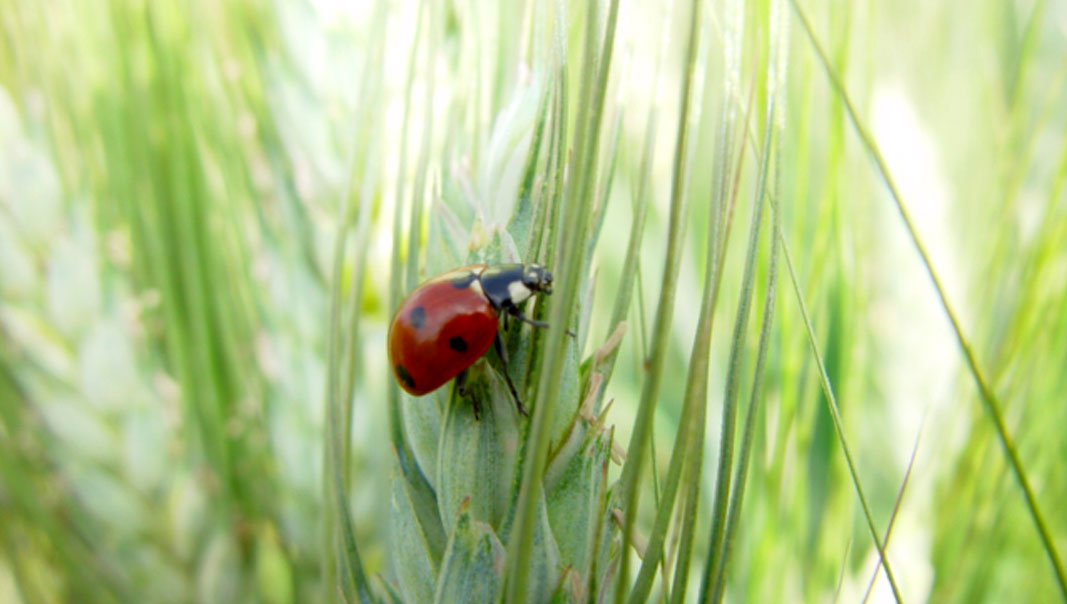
[699,95,773,604]
[777,222,905,603]
[791,0,1067,597]
[710,190,778,604]
[862,416,926,604]
[594,0,670,416]
[322,0,386,589]
[718,7,904,597]
[504,0,619,598]
[406,0,437,293]
[631,22,759,604]
[615,0,702,601]
[325,198,358,599]
[669,29,760,604]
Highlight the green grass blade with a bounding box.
[513,75,553,256]
[698,96,773,604]
[624,108,710,604]
[861,415,926,604]
[790,0,1067,596]
[501,0,592,594]
[324,124,382,604]
[629,4,755,601]
[324,199,371,602]
[340,132,383,470]
[539,0,568,271]
[614,0,702,600]
[592,0,670,416]
[585,97,625,276]
[709,163,779,604]
[406,0,438,293]
[504,0,620,599]
[669,23,761,604]
[390,467,440,604]
[831,540,854,604]
[522,0,568,412]
[707,4,787,599]
[720,6,905,597]
[325,110,382,598]
[592,125,648,401]
[777,222,905,603]
[333,457,375,603]
[322,1,389,597]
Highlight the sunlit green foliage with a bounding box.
[1,0,1065,602]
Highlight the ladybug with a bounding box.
[388,263,557,417]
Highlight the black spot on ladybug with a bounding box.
[450,272,477,289]
[396,365,415,389]
[449,337,468,353]
[409,306,426,329]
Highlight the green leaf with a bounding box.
[507,77,553,254]
[503,492,563,604]
[434,508,506,604]
[430,178,477,274]
[390,471,440,604]
[405,392,444,494]
[546,428,612,586]
[437,367,522,531]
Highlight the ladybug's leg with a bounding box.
[493,332,529,417]
[453,369,482,420]
[507,306,577,338]
[454,368,469,397]
[508,306,549,329]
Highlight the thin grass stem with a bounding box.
[791,0,1067,596]
[615,0,702,600]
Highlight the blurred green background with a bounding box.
[1,0,1065,602]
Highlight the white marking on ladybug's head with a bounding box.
[469,278,485,298]
[507,280,533,304]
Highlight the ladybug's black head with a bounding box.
[479,263,553,309]
[522,263,553,295]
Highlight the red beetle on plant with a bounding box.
[388,263,558,417]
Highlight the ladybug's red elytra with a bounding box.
[388,263,557,417]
